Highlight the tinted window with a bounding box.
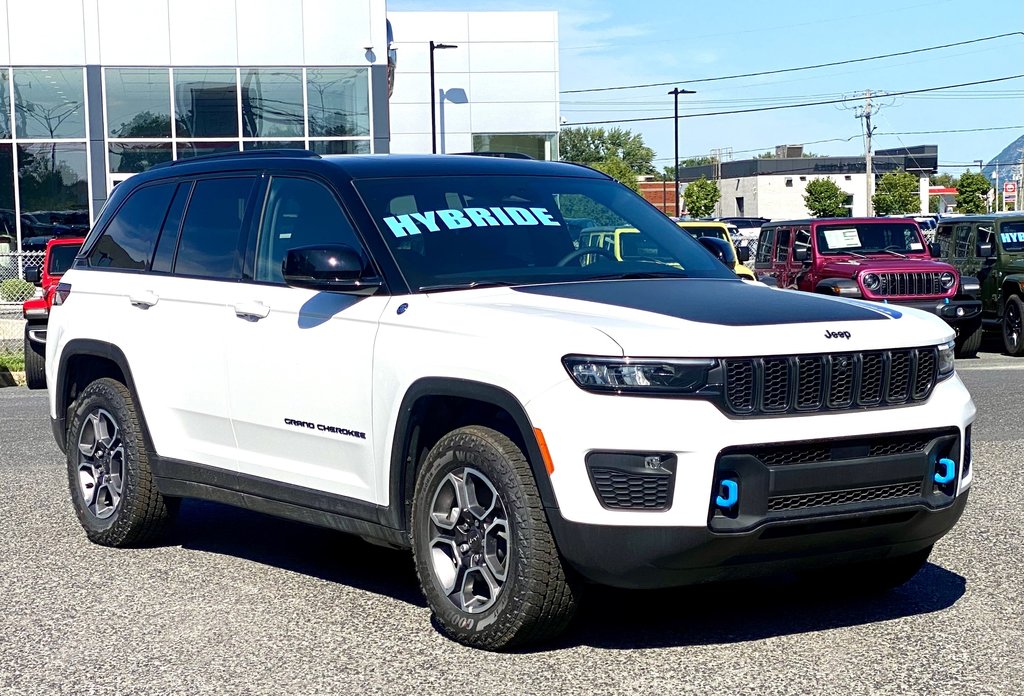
[255,177,364,283]
[998,222,1024,253]
[174,177,255,279]
[48,244,80,274]
[774,230,791,262]
[90,183,177,270]
[953,224,973,258]
[935,224,953,256]
[151,182,191,273]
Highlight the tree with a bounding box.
[803,177,849,217]
[756,150,823,159]
[955,171,989,214]
[872,170,921,215]
[929,196,941,213]
[683,176,720,217]
[559,126,655,175]
[930,172,957,188]
[591,156,638,191]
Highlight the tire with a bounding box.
[66,378,176,546]
[802,545,932,595]
[23,325,46,390]
[954,320,983,359]
[411,425,576,650]
[1003,295,1024,357]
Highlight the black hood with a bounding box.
[514,278,899,327]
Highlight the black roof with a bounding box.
[128,151,607,186]
[935,213,1024,224]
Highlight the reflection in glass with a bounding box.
[306,68,369,137]
[177,141,240,159]
[106,68,172,138]
[0,145,15,239]
[14,68,86,139]
[242,140,306,150]
[0,70,11,139]
[174,68,239,138]
[17,143,89,239]
[309,140,370,155]
[109,142,173,173]
[241,69,303,138]
[473,133,556,161]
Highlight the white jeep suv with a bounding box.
[46,151,975,650]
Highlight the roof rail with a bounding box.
[453,151,535,160]
[149,148,321,170]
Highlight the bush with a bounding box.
[0,278,33,302]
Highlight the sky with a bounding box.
[389,0,1024,177]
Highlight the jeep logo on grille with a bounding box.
[825,330,852,339]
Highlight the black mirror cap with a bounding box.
[696,236,736,267]
[976,241,994,258]
[736,246,751,263]
[793,247,809,263]
[283,245,381,295]
[24,266,41,284]
[928,242,942,257]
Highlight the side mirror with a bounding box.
[976,241,993,258]
[736,246,751,263]
[697,236,736,268]
[793,247,809,263]
[928,242,942,257]
[283,245,381,295]
[24,266,41,284]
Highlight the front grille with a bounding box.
[874,272,943,297]
[722,347,937,416]
[768,481,921,512]
[749,431,933,467]
[590,468,671,510]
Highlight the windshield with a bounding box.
[998,222,1024,253]
[355,175,733,291]
[815,222,924,255]
[48,244,80,274]
[678,224,728,242]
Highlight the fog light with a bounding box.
[957,307,965,317]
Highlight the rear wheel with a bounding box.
[66,378,177,546]
[1003,295,1024,356]
[23,325,46,389]
[954,320,983,359]
[411,425,576,650]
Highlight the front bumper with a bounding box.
[549,493,968,589]
[894,298,982,327]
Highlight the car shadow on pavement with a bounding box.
[549,563,966,651]
[171,499,428,608]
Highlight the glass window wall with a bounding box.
[306,68,369,137]
[241,69,304,138]
[106,68,171,139]
[13,68,86,139]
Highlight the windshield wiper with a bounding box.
[879,249,908,258]
[417,280,518,293]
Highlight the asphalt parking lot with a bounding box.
[1,350,1022,695]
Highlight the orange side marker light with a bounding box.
[534,428,555,475]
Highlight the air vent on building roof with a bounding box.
[775,145,804,158]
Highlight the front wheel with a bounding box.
[954,320,983,359]
[411,425,576,650]
[1003,295,1024,356]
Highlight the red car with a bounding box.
[22,237,84,388]
[754,218,983,357]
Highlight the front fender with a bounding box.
[815,277,862,298]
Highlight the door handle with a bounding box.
[233,301,270,321]
[129,291,158,309]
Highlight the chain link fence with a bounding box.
[0,251,44,361]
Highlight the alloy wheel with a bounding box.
[76,409,125,520]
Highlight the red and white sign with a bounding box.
[1005,181,1017,202]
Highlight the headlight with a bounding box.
[939,271,956,290]
[937,340,955,381]
[563,356,716,394]
[862,273,881,292]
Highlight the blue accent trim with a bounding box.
[716,479,739,508]
[944,297,950,304]
[397,302,409,315]
[934,457,956,485]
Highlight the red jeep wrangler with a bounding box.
[754,218,983,357]
[22,237,84,388]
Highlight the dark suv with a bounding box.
[934,214,1024,355]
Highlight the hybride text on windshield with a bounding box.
[383,206,561,237]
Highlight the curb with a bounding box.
[0,371,26,388]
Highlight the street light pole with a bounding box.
[429,40,458,154]
[668,87,696,217]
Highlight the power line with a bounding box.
[561,74,1024,126]
[561,32,1023,94]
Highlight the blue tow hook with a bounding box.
[716,479,739,509]
[934,457,956,485]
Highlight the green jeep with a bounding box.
[935,214,1024,355]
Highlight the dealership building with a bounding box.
[674,145,938,219]
[0,0,559,253]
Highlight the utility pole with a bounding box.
[855,90,875,217]
[668,87,696,217]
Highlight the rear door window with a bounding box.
[89,182,177,270]
[953,223,973,258]
[174,177,256,279]
[774,229,791,263]
[756,228,774,264]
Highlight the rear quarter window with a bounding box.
[89,183,177,270]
